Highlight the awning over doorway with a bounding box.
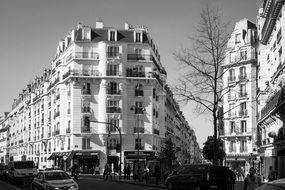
[47,151,73,160]
[48,150,101,160]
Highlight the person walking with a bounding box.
[243,167,261,190]
[268,166,277,182]
[103,163,111,180]
[126,164,131,180]
[95,165,100,175]
[154,164,161,185]
[144,165,150,184]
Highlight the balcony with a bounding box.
[135,90,144,97]
[33,95,41,102]
[260,88,283,121]
[228,76,236,83]
[106,107,121,113]
[238,75,247,81]
[48,77,60,91]
[63,69,101,80]
[107,90,121,95]
[107,52,121,59]
[239,93,247,98]
[106,70,121,76]
[81,126,91,133]
[228,112,236,118]
[239,109,248,117]
[82,107,91,113]
[82,89,91,95]
[66,52,99,61]
[134,127,145,133]
[127,54,152,61]
[126,69,146,78]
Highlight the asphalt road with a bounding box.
[4,177,164,190]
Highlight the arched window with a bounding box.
[135,84,144,96]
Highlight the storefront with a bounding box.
[48,150,101,173]
[124,150,158,178]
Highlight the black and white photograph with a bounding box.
[0,0,284,189]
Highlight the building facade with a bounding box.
[221,19,258,175]
[0,20,199,174]
[257,0,285,179]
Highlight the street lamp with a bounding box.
[90,120,122,179]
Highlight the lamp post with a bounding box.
[90,120,122,180]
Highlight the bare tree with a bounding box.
[173,3,230,165]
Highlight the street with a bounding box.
[0,175,246,190]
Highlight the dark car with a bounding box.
[31,170,79,190]
[0,164,8,180]
[165,164,234,190]
[255,178,285,190]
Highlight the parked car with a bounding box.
[31,170,79,190]
[0,163,8,180]
[8,160,38,185]
[255,178,285,190]
[165,164,234,190]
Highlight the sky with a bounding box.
[0,0,260,146]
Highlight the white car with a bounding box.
[31,170,79,190]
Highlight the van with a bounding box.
[8,160,37,184]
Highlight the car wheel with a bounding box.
[167,182,175,190]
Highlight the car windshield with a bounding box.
[45,172,71,181]
[14,161,35,169]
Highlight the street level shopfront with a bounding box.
[48,150,101,173]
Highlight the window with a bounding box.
[240,102,247,112]
[135,31,142,42]
[241,120,247,133]
[230,141,236,152]
[107,64,119,76]
[83,116,90,132]
[240,84,246,97]
[82,101,90,113]
[108,82,120,94]
[229,103,235,117]
[109,138,117,149]
[83,28,90,40]
[107,100,120,113]
[229,69,235,81]
[109,30,116,41]
[107,46,119,57]
[107,118,119,132]
[230,121,235,133]
[135,84,144,96]
[82,82,91,95]
[135,101,144,114]
[153,88,156,98]
[240,140,247,152]
[240,51,247,60]
[235,33,241,44]
[82,138,90,149]
[135,138,142,149]
[239,66,246,80]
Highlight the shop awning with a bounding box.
[47,151,73,160]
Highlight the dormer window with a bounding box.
[109,30,117,41]
[235,33,241,44]
[135,31,142,42]
[82,27,91,41]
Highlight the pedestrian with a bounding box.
[137,165,143,182]
[123,165,127,179]
[103,163,110,180]
[90,165,94,175]
[144,165,150,184]
[243,167,261,190]
[154,164,161,185]
[95,165,100,175]
[268,166,277,182]
[126,164,131,180]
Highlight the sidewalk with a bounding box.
[80,173,166,189]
